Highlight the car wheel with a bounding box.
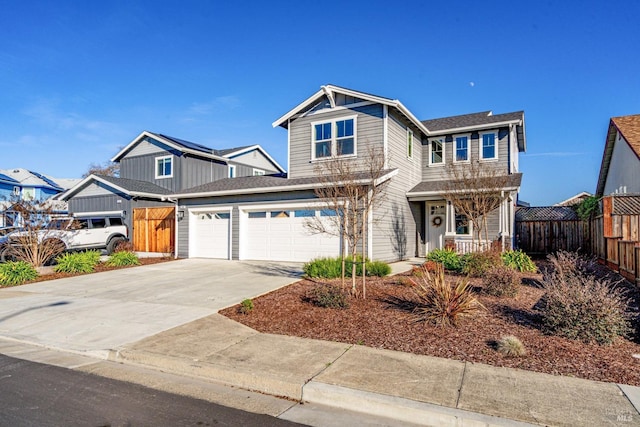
[0,246,17,263]
[106,237,125,255]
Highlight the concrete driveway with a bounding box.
[0,259,302,357]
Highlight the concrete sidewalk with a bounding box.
[108,314,640,427]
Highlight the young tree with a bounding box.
[0,197,70,267]
[441,161,512,251]
[305,146,389,298]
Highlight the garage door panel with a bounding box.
[190,211,230,259]
[244,209,340,262]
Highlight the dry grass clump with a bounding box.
[496,335,527,357]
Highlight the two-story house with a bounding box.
[168,85,526,262]
[61,131,285,251]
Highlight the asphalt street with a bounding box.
[0,354,304,427]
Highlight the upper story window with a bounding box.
[228,165,236,178]
[22,187,35,200]
[455,136,469,162]
[429,138,444,165]
[407,129,414,159]
[312,116,356,160]
[253,168,265,176]
[155,155,173,179]
[480,132,497,160]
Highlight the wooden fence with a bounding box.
[515,219,589,255]
[133,207,175,253]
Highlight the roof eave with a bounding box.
[427,119,523,136]
[224,144,286,173]
[111,131,228,163]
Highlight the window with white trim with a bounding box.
[312,117,356,160]
[480,132,497,160]
[429,138,444,165]
[155,155,173,178]
[228,165,236,178]
[455,212,470,235]
[455,136,469,162]
[407,128,413,159]
[253,168,265,176]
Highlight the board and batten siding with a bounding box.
[288,103,384,179]
[371,111,424,261]
[176,189,321,259]
[421,128,510,181]
[179,156,228,189]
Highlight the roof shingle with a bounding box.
[422,111,524,132]
[611,114,640,159]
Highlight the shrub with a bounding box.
[366,260,391,277]
[303,256,390,278]
[483,265,520,297]
[426,249,462,272]
[410,263,484,327]
[239,298,254,314]
[106,251,140,267]
[0,261,38,286]
[461,250,502,277]
[574,195,600,221]
[546,250,596,278]
[54,250,101,274]
[501,250,537,273]
[309,284,350,309]
[496,335,527,357]
[539,269,631,345]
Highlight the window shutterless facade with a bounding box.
[407,128,413,159]
[311,116,356,160]
[429,138,444,165]
[228,165,236,178]
[155,155,173,178]
[455,212,470,235]
[455,136,469,162]
[480,132,497,160]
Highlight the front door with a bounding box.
[427,202,446,253]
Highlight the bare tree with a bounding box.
[0,197,70,267]
[441,161,511,251]
[83,161,119,178]
[305,146,389,298]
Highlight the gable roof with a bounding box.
[218,144,286,173]
[0,168,68,191]
[554,191,593,207]
[0,173,19,184]
[111,131,228,163]
[170,169,398,199]
[596,114,640,196]
[422,111,526,151]
[60,174,171,201]
[272,84,431,137]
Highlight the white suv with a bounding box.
[1,214,129,262]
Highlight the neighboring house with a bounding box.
[61,131,285,251]
[554,191,593,207]
[596,114,640,197]
[167,85,526,262]
[0,169,78,227]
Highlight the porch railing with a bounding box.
[454,240,492,254]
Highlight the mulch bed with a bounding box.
[221,262,640,386]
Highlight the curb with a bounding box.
[110,349,304,400]
[302,381,536,427]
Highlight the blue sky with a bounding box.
[1,0,638,205]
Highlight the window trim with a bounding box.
[407,128,414,160]
[155,155,173,179]
[228,164,236,178]
[428,137,445,166]
[455,212,471,236]
[454,134,471,164]
[310,115,358,161]
[479,131,498,161]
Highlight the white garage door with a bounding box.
[244,209,340,262]
[190,210,230,259]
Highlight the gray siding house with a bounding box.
[168,85,526,262]
[62,131,285,240]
